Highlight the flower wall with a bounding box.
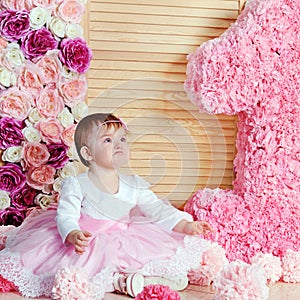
[0,0,92,226]
[185,0,300,274]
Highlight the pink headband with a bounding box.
[97,118,128,131]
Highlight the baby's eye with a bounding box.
[120,136,127,142]
[104,137,112,143]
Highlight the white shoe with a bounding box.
[144,275,188,291]
[126,273,145,297]
[113,272,144,298]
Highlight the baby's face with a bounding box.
[87,125,129,170]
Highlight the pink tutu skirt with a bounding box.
[0,208,206,298]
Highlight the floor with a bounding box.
[1,282,300,300]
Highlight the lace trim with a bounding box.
[92,266,115,299]
[140,236,210,279]
[0,250,54,298]
[0,236,209,298]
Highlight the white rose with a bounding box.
[30,7,51,29]
[0,68,13,87]
[53,177,63,192]
[58,161,78,178]
[66,23,83,39]
[4,43,25,69]
[61,65,78,79]
[0,190,10,209]
[58,107,74,127]
[2,146,22,163]
[48,17,66,38]
[28,108,42,124]
[22,125,41,142]
[67,144,77,160]
[34,194,53,210]
[71,101,88,122]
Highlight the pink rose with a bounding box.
[26,164,56,190]
[0,207,25,226]
[17,61,44,100]
[10,184,38,210]
[0,117,24,149]
[22,142,50,168]
[0,163,26,192]
[35,87,64,118]
[59,76,87,107]
[56,0,85,23]
[35,51,62,85]
[21,28,58,60]
[35,118,64,143]
[61,124,76,146]
[0,0,31,10]
[47,143,69,169]
[0,87,32,120]
[59,37,92,74]
[0,10,30,42]
[32,0,56,9]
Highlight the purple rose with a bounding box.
[59,37,92,74]
[47,143,69,169]
[0,10,30,42]
[21,28,58,60]
[10,184,38,210]
[0,207,25,226]
[0,117,25,149]
[0,163,26,193]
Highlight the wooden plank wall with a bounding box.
[83,0,245,208]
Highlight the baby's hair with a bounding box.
[74,113,125,167]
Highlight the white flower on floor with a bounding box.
[213,260,269,300]
[281,249,300,283]
[251,252,282,284]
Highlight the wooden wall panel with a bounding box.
[83,0,243,208]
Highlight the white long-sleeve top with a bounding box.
[56,172,193,242]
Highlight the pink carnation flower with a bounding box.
[0,274,17,292]
[281,249,300,283]
[188,241,228,286]
[52,266,95,300]
[135,284,180,300]
[213,260,269,300]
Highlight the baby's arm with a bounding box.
[57,177,92,255]
[173,219,213,235]
[66,230,92,255]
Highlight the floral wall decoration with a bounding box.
[0,0,92,226]
[184,0,300,282]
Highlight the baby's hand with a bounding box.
[66,230,92,255]
[184,221,213,236]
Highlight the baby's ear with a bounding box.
[80,146,92,161]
